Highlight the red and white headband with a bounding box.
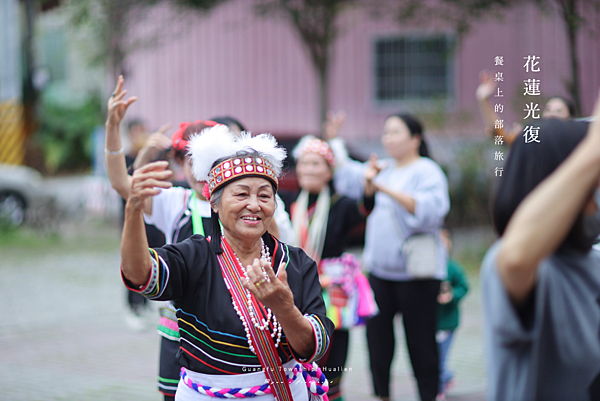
[188,126,286,198]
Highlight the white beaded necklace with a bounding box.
[230,237,282,354]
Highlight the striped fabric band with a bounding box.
[136,249,169,299]
[180,362,329,398]
[218,237,294,401]
[158,303,180,339]
[122,249,169,299]
[158,317,180,340]
[303,314,330,362]
[180,365,297,398]
[159,303,178,321]
[158,376,179,394]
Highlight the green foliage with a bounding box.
[454,238,493,275]
[390,0,519,35]
[0,220,120,256]
[35,95,103,174]
[441,141,494,227]
[65,0,228,75]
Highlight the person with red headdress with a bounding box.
[105,77,297,400]
[118,121,334,399]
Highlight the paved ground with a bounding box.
[0,175,490,401]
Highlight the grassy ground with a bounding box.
[454,246,490,276]
[0,219,121,257]
[449,226,497,277]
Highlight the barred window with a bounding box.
[375,36,454,101]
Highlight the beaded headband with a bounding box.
[293,137,335,167]
[207,155,278,197]
[188,126,286,198]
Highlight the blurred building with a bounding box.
[6,0,600,169]
[0,0,105,167]
[0,0,25,165]
[120,0,600,143]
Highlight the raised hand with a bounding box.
[146,126,172,152]
[128,161,173,211]
[364,154,381,196]
[590,89,600,141]
[323,110,346,141]
[133,124,173,169]
[476,70,497,101]
[107,75,138,127]
[243,258,294,313]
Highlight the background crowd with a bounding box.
[2,1,600,401]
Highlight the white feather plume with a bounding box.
[188,125,237,181]
[235,132,287,177]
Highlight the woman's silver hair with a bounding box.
[210,186,225,208]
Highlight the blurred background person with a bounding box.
[476,69,577,146]
[105,80,167,328]
[435,227,469,401]
[125,119,150,169]
[362,114,450,401]
[279,136,377,401]
[481,96,600,400]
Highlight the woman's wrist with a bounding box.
[105,119,120,129]
[105,147,124,155]
[125,197,146,214]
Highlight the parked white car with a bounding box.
[0,163,56,226]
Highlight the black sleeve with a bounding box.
[334,195,370,234]
[124,236,211,303]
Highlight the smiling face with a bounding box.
[213,177,276,244]
[381,116,420,162]
[296,152,333,194]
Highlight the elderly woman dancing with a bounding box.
[121,126,334,401]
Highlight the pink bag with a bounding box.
[355,272,378,324]
[320,253,379,328]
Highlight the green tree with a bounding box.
[36,95,103,173]
[66,0,229,88]
[538,0,600,115]
[66,0,164,86]
[252,0,521,128]
[255,0,362,129]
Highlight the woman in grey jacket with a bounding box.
[362,114,450,401]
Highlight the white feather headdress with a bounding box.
[235,132,287,177]
[188,124,238,181]
[188,125,287,182]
